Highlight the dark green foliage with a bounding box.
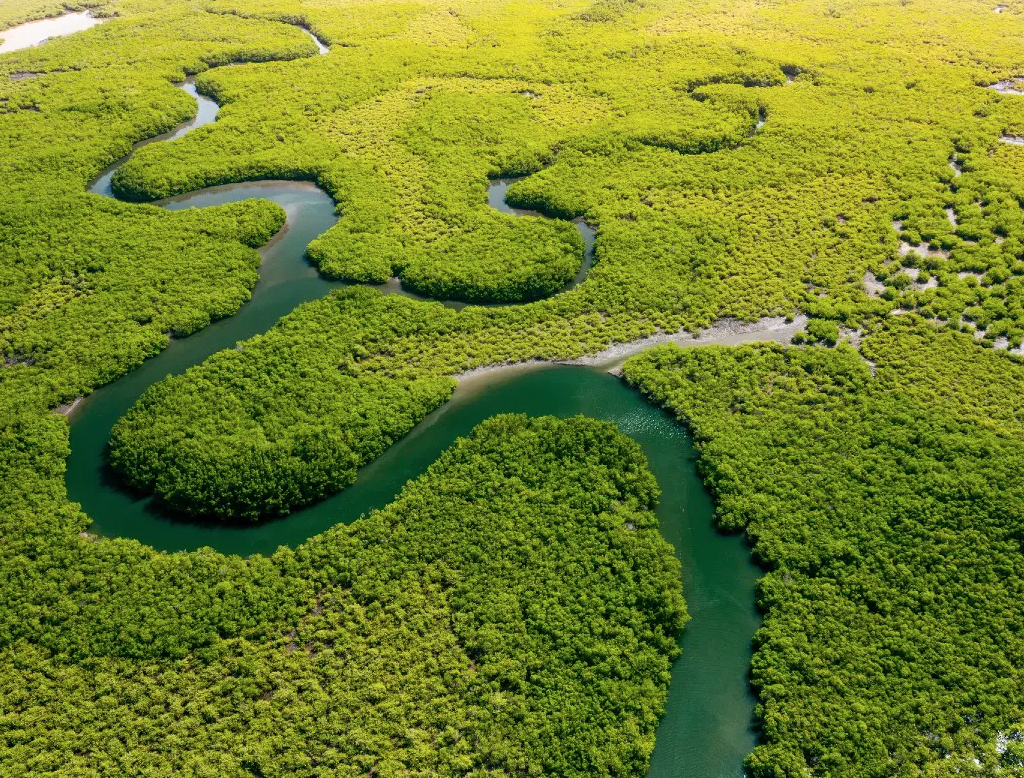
[796,318,840,345]
[0,8,311,411]
[0,196,285,410]
[623,318,1024,778]
[108,288,459,518]
[0,413,686,777]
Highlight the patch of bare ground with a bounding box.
[899,241,950,260]
[863,271,886,297]
[839,327,877,375]
[574,315,809,369]
[863,268,936,299]
[902,267,939,290]
[54,397,84,416]
[454,315,809,381]
[987,77,1024,92]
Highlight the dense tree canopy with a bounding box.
[108,288,460,518]
[624,318,1024,778]
[5,0,1024,775]
[0,413,686,776]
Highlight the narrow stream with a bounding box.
[87,90,594,304]
[90,78,220,197]
[300,27,330,55]
[488,177,596,292]
[58,23,762,776]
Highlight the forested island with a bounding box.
[3,0,1024,775]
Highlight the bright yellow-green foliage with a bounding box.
[7,0,1024,408]
[6,0,1024,776]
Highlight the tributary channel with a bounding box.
[32,19,766,775]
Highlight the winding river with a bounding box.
[68,361,761,778]
[22,18,772,775]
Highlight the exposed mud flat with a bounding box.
[839,327,863,349]
[900,241,950,259]
[838,327,877,375]
[55,397,84,416]
[892,219,951,260]
[455,315,808,381]
[575,315,808,368]
[863,271,887,297]
[987,78,1024,93]
[903,267,939,290]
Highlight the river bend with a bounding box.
[55,21,763,777]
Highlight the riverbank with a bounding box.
[454,314,808,385]
[66,363,762,778]
[55,396,84,416]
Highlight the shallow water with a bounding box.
[489,176,596,291]
[300,27,329,55]
[0,11,104,54]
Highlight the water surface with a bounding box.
[0,11,104,54]
[65,179,760,777]
[489,176,596,291]
[68,363,760,778]
[89,78,219,197]
[301,27,329,54]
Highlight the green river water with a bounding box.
[68,359,760,778]
[64,69,762,776]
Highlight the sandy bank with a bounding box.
[455,314,807,383]
[54,396,84,416]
